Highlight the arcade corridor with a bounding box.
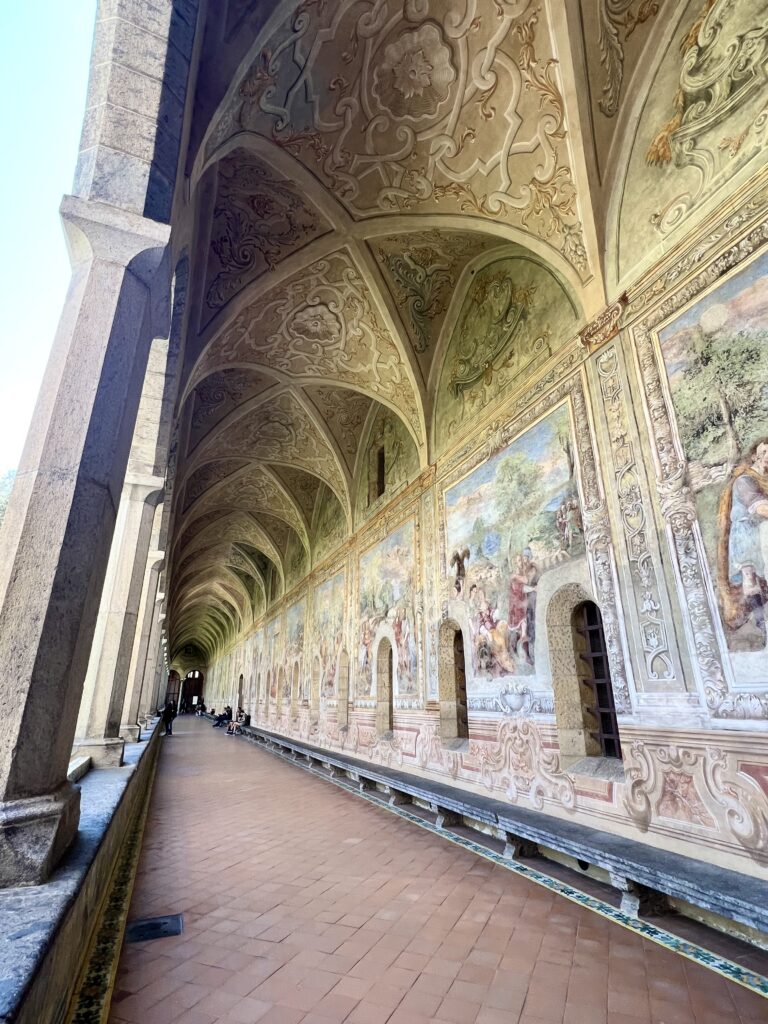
[107,720,765,1024]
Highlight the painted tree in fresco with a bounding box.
[674,325,768,469]
[494,452,546,561]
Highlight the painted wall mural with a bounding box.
[312,572,345,698]
[285,599,305,700]
[444,405,584,697]
[434,255,578,453]
[359,521,417,698]
[659,250,768,685]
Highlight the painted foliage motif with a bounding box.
[359,522,417,697]
[444,405,584,690]
[658,251,768,681]
[313,572,345,697]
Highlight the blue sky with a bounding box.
[0,3,96,474]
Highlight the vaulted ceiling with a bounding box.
[165,0,768,666]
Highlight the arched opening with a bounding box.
[291,661,300,715]
[375,637,394,735]
[311,656,321,717]
[573,601,622,760]
[437,621,469,740]
[237,673,244,711]
[338,649,350,729]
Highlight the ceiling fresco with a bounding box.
[167,0,767,662]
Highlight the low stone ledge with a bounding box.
[237,724,768,939]
[0,719,161,1024]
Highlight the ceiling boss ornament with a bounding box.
[209,0,589,278]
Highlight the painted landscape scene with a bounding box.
[313,572,344,697]
[358,521,417,697]
[659,250,768,672]
[444,404,583,684]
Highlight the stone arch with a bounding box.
[438,619,469,741]
[546,582,614,766]
[311,655,321,717]
[374,636,394,735]
[337,649,350,730]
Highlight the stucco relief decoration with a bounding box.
[205,151,329,313]
[197,251,422,442]
[637,247,768,718]
[211,0,588,278]
[645,0,768,236]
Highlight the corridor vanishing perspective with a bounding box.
[2,0,768,1021]
[109,721,765,1024]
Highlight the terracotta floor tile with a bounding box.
[106,720,764,1024]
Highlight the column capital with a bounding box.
[60,195,170,276]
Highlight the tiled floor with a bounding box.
[108,717,767,1024]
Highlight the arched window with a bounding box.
[237,673,244,710]
[376,637,394,734]
[573,601,622,760]
[438,622,469,740]
[338,649,350,729]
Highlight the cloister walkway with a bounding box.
[108,718,766,1024]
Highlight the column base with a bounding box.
[71,737,125,768]
[119,724,141,742]
[0,782,80,887]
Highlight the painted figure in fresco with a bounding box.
[450,547,471,596]
[718,438,768,641]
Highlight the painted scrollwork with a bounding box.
[205,150,329,312]
[194,251,422,444]
[596,346,674,683]
[646,0,768,236]
[597,0,660,118]
[208,0,588,278]
[476,717,575,810]
[624,739,768,862]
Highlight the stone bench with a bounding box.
[236,724,768,936]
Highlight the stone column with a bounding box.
[73,478,163,765]
[0,196,169,886]
[121,553,164,741]
[140,597,166,719]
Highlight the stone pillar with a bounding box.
[121,553,163,741]
[74,479,163,765]
[0,196,169,886]
[141,598,166,718]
